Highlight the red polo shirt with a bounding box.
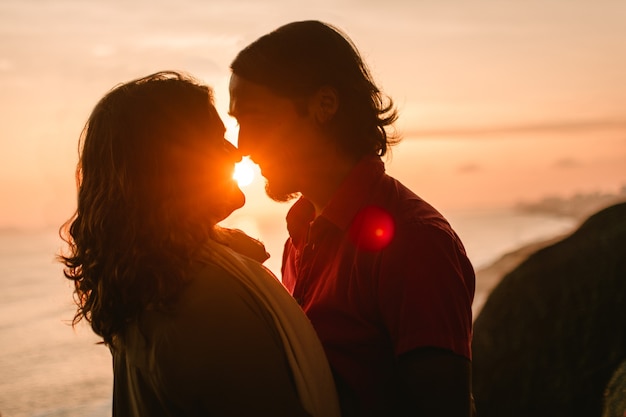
[282,156,475,416]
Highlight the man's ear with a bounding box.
[311,86,339,124]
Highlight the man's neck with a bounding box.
[300,154,359,217]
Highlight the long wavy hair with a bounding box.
[59,71,228,346]
[230,20,400,159]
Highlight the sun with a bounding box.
[233,156,256,187]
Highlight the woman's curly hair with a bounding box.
[59,71,227,346]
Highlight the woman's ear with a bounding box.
[311,86,339,124]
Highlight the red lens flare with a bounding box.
[349,205,395,251]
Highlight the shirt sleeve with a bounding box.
[376,219,475,360]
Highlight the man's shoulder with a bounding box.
[373,174,444,221]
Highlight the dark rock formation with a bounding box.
[472,202,626,417]
[602,359,626,417]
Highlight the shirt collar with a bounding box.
[322,155,385,231]
[286,197,316,248]
[285,156,386,243]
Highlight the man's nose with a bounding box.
[235,126,254,157]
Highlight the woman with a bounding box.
[59,71,340,417]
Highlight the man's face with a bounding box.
[228,74,318,202]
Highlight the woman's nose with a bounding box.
[223,139,243,163]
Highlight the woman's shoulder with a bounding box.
[213,227,270,263]
[176,260,269,323]
[152,260,282,366]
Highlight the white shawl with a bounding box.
[200,229,341,417]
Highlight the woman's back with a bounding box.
[112,259,310,416]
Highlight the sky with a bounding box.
[1,0,625,230]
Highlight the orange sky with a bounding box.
[0,0,625,230]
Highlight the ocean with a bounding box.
[0,208,577,417]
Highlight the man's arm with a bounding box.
[377,217,476,415]
[398,346,474,417]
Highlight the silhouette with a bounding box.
[472,202,626,416]
[59,71,340,417]
[602,359,626,416]
[230,20,475,416]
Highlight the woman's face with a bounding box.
[170,105,245,224]
[208,137,245,222]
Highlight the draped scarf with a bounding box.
[199,229,341,417]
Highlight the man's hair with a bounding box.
[231,20,400,159]
[59,71,223,346]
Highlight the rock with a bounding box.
[602,359,626,417]
[472,202,626,417]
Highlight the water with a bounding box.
[0,208,577,417]
[0,229,112,417]
[444,208,577,270]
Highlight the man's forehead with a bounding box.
[229,74,249,94]
[229,75,281,115]
[230,74,274,100]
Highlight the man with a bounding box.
[229,20,475,416]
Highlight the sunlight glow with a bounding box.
[349,206,395,251]
[233,156,255,187]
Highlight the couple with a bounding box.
[60,20,475,417]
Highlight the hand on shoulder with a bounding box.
[215,226,270,263]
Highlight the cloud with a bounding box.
[404,119,626,139]
[457,163,482,174]
[554,158,581,169]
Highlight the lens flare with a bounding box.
[349,205,395,251]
